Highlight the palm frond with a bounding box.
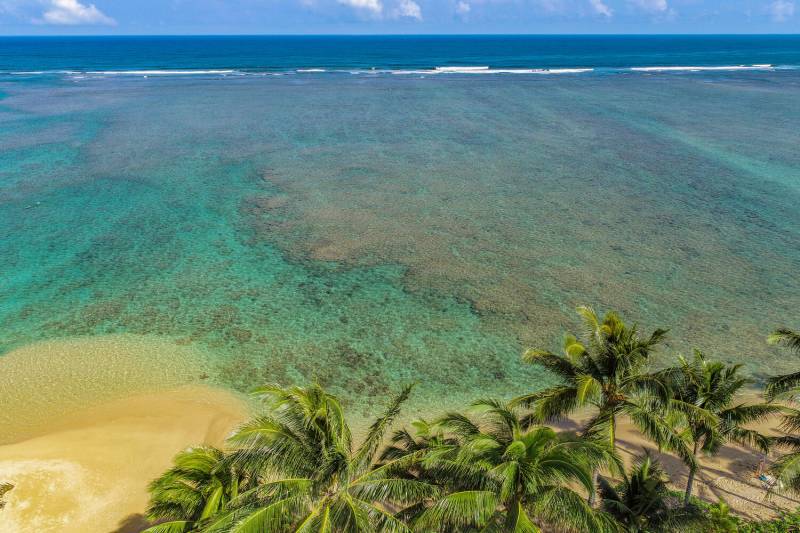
[413,490,498,530]
[505,501,541,533]
[521,350,579,382]
[778,410,800,434]
[140,521,193,533]
[513,386,580,423]
[352,384,414,475]
[766,371,800,401]
[719,403,783,427]
[770,449,800,495]
[350,476,439,505]
[725,427,771,453]
[532,485,615,533]
[437,412,482,438]
[225,497,301,533]
[350,497,413,533]
[625,402,695,468]
[768,328,800,353]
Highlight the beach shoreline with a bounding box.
[0,385,250,533]
[0,335,251,532]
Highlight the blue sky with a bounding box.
[0,0,797,34]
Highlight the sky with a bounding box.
[0,0,797,34]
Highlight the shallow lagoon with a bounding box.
[2,69,800,416]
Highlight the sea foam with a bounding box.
[85,69,238,76]
[630,64,773,72]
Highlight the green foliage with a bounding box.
[598,453,676,532]
[210,382,432,532]
[409,399,619,532]
[659,350,779,504]
[133,313,800,533]
[736,509,800,533]
[515,307,679,450]
[766,328,800,495]
[143,446,246,533]
[515,306,690,506]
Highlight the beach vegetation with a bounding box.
[512,306,689,502]
[765,328,800,495]
[139,308,800,532]
[597,452,694,532]
[406,400,619,531]
[658,351,778,505]
[143,446,247,533]
[201,383,433,532]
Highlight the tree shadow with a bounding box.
[109,513,151,533]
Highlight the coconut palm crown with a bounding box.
[206,382,435,533]
[143,446,246,533]
[513,306,693,503]
[598,453,677,533]
[410,399,619,532]
[765,328,800,493]
[658,351,779,505]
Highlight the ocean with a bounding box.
[2,35,800,417]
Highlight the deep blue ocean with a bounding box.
[2,35,800,425]
[2,35,800,72]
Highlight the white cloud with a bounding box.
[455,0,470,13]
[392,0,421,18]
[337,0,383,15]
[39,0,115,25]
[630,0,667,12]
[589,0,612,17]
[769,0,795,21]
[535,0,564,13]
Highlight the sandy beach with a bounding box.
[0,387,249,533]
[0,336,251,533]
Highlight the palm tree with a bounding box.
[411,399,619,532]
[598,453,688,532]
[380,419,453,463]
[765,328,800,493]
[208,383,435,532]
[143,446,245,533]
[513,306,691,502]
[659,351,778,505]
[765,328,800,400]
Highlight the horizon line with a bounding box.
[2,32,800,38]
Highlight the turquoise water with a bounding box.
[2,39,800,413]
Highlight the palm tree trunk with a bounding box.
[684,443,699,506]
[589,469,599,506]
[610,415,616,450]
[684,465,697,506]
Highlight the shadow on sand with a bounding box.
[110,513,151,533]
